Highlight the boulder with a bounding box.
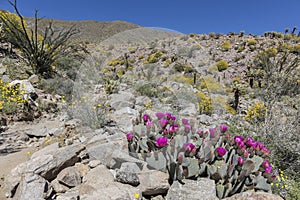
[79,165,141,200]
[12,173,50,200]
[56,188,79,200]
[115,170,140,186]
[109,91,135,110]
[5,144,85,198]
[138,170,169,196]
[166,178,218,200]
[223,191,284,200]
[56,166,82,187]
[51,179,69,193]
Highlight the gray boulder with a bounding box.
[5,144,85,198]
[56,166,82,187]
[12,173,50,200]
[138,170,169,196]
[166,178,218,200]
[109,91,135,110]
[223,191,284,200]
[79,165,141,200]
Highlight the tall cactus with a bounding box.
[127,112,276,198]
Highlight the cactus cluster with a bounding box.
[127,112,276,198]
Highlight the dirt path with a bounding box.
[0,147,37,199]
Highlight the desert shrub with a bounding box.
[135,82,158,98]
[40,77,74,100]
[215,60,229,71]
[244,102,266,123]
[0,79,27,114]
[0,1,78,77]
[252,47,299,108]
[196,92,212,115]
[200,77,222,93]
[247,39,258,46]
[220,41,231,51]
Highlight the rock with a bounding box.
[138,170,169,196]
[28,74,39,84]
[178,102,197,117]
[223,191,284,200]
[87,137,145,169]
[119,162,142,174]
[88,160,101,168]
[56,188,79,200]
[31,142,60,159]
[12,173,50,200]
[56,166,82,187]
[115,170,140,186]
[112,107,139,132]
[80,165,141,200]
[0,67,7,75]
[109,91,135,110]
[9,80,36,101]
[166,178,218,200]
[51,179,69,193]
[75,163,90,177]
[26,144,85,180]
[5,144,85,197]
[64,119,81,129]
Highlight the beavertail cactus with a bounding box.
[126,112,276,198]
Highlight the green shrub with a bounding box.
[247,39,258,46]
[215,60,229,71]
[220,41,231,51]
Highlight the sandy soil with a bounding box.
[0,147,36,199]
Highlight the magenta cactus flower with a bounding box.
[262,160,271,169]
[183,143,195,152]
[216,147,227,157]
[185,124,191,132]
[146,120,152,127]
[234,136,244,144]
[159,119,169,128]
[245,137,254,147]
[169,124,179,133]
[238,157,245,166]
[126,133,133,141]
[182,118,189,124]
[170,115,176,121]
[155,112,165,119]
[166,112,172,119]
[143,114,150,122]
[255,142,264,150]
[156,137,168,147]
[261,147,270,155]
[220,124,228,133]
[265,166,272,174]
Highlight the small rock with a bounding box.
[138,170,169,196]
[56,188,79,200]
[223,191,284,200]
[28,74,39,84]
[56,166,81,187]
[88,160,101,168]
[166,178,218,200]
[51,179,69,193]
[119,162,142,174]
[115,170,140,186]
[75,163,90,177]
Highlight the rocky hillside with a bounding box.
[0,17,299,200]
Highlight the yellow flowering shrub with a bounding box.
[196,92,212,115]
[215,60,229,71]
[0,80,27,114]
[244,102,266,122]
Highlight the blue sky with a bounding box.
[0,0,299,35]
